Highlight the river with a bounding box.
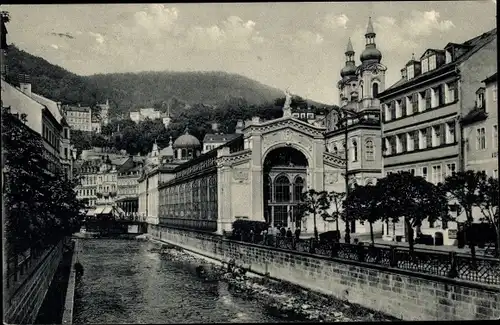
[73,239,288,324]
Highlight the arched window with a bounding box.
[360,83,364,99]
[293,176,305,202]
[181,148,187,159]
[352,140,358,162]
[372,82,379,98]
[365,139,375,161]
[274,175,291,203]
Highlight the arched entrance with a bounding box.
[263,147,308,230]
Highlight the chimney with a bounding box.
[235,120,244,134]
[211,122,219,132]
[19,74,32,97]
[401,68,407,80]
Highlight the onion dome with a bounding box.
[340,65,357,78]
[360,47,382,62]
[172,127,201,149]
[360,17,382,63]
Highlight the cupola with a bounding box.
[360,17,382,64]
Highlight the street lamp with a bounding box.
[333,107,358,244]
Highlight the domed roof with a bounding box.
[173,128,201,149]
[360,46,382,63]
[340,64,357,78]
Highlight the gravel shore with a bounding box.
[149,241,398,322]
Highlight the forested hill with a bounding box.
[5,45,321,116]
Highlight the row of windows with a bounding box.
[384,122,456,156]
[78,188,96,197]
[68,111,90,117]
[474,125,498,151]
[384,81,458,122]
[97,185,116,193]
[387,162,456,185]
[42,123,61,150]
[118,187,138,195]
[159,175,218,221]
[330,139,375,162]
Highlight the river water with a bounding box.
[73,239,287,324]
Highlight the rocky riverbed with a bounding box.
[149,241,398,322]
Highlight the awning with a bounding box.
[93,206,105,215]
[86,209,95,216]
[102,206,112,214]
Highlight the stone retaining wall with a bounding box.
[4,241,64,324]
[149,225,500,321]
[62,239,79,324]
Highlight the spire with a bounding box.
[345,38,354,54]
[184,126,190,135]
[365,17,375,36]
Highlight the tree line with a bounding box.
[299,171,499,258]
[71,96,333,157]
[2,108,85,260]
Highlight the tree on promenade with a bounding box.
[477,176,499,256]
[442,171,498,259]
[343,184,382,245]
[2,108,85,257]
[322,191,345,240]
[299,189,329,240]
[2,108,50,255]
[377,172,450,254]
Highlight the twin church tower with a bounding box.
[337,17,387,112]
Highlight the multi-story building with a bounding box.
[1,75,74,178]
[129,107,162,123]
[75,159,100,207]
[116,162,143,216]
[461,72,498,177]
[64,104,92,132]
[202,122,241,153]
[378,28,497,245]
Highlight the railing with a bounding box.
[159,218,217,232]
[232,235,500,286]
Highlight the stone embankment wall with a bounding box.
[4,241,64,324]
[62,239,80,324]
[149,225,500,321]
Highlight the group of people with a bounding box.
[248,224,301,245]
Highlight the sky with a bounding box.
[2,1,497,104]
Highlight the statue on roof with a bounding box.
[284,88,292,109]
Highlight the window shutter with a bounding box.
[425,89,432,109]
[412,93,419,113]
[414,130,420,150]
[453,81,459,102]
[401,134,407,152]
[426,127,432,148]
[439,84,445,106]
[439,124,446,145]
[401,99,407,117]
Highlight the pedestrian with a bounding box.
[286,228,293,238]
[250,228,255,243]
[294,227,301,240]
[280,226,286,237]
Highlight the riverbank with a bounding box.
[147,237,398,322]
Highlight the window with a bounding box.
[407,132,415,151]
[333,145,338,155]
[274,175,291,203]
[429,55,436,71]
[293,177,304,202]
[426,127,433,148]
[412,93,419,113]
[421,58,429,73]
[400,97,407,117]
[384,138,391,155]
[352,140,358,161]
[407,65,415,79]
[477,91,485,109]
[372,83,379,98]
[421,167,428,180]
[476,127,486,150]
[395,135,402,154]
[446,81,457,103]
[425,89,432,110]
[445,50,452,63]
[431,87,440,108]
[432,125,441,147]
[418,91,426,112]
[446,122,456,144]
[493,85,497,102]
[410,169,416,175]
[446,163,456,177]
[432,165,442,184]
[388,102,396,120]
[493,125,498,148]
[419,129,427,149]
[401,134,407,152]
[365,140,374,160]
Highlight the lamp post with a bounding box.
[334,107,358,244]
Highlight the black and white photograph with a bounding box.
[1,1,498,324]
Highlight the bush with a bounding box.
[319,230,340,243]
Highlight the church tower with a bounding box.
[338,38,358,106]
[359,17,386,110]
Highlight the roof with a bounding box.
[381,28,497,96]
[30,92,64,124]
[65,105,91,113]
[460,108,488,126]
[365,17,374,35]
[159,145,174,157]
[203,133,240,144]
[482,72,497,84]
[111,157,129,167]
[173,128,201,149]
